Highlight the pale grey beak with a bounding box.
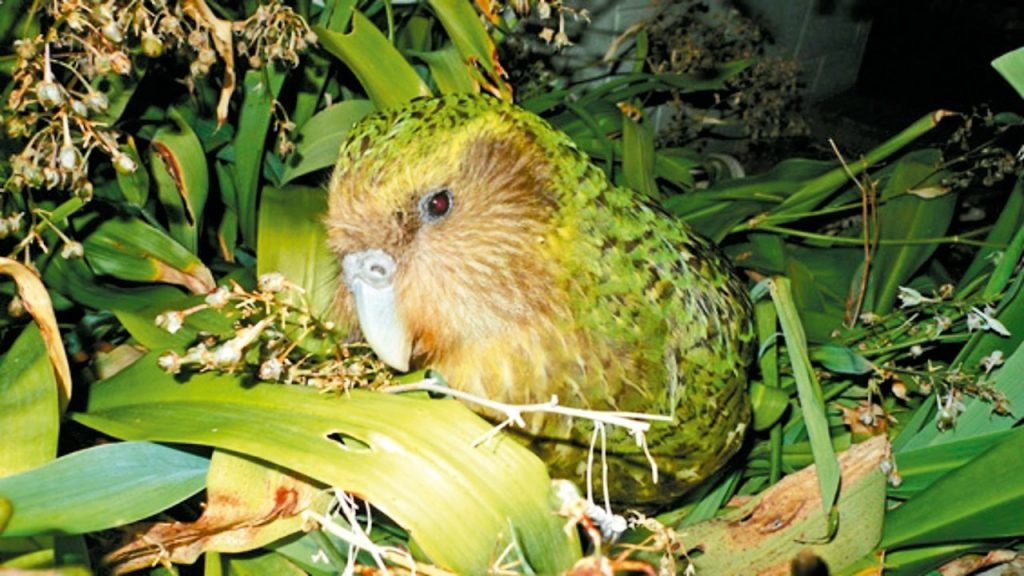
[341,249,411,372]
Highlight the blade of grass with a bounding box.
[769,277,840,529]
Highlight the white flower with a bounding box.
[258,272,286,293]
[155,310,185,334]
[259,357,284,381]
[60,241,84,259]
[158,351,182,374]
[211,341,243,367]
[205,285,231,309]
[969,307,1011,337]
[981,350,1005,374]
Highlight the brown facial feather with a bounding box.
[326,117,572,386]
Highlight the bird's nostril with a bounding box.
[370,264,386,277]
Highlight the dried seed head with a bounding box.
[102,21,124,43]
[36,81,64,109]
[71,99,89,117]
[58,145,81,171]
[85,91,109,112]
[110,51,132,74]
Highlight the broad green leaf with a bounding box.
[258,185,339,318]
[413,43,477,95]
[314,13,432,109]
[82,217,215,294]
[43,256,187,313]
[233,67,287,247]
[150,107,210,253]
[863,149,956,314]
[769,277,840,524]
[620,108,659,199]
[74,356,580,573]
[881,426,1024,549]
[891,427,1024,499]
[0,325,59,477]
[992,47,1024,99]
[281,99,375,184]
[427,0,510,99]
[0,442,208,537]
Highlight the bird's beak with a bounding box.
[341,249,412,372]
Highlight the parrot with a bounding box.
[324,93,754,509]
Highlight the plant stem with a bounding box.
[751,225,1000,248]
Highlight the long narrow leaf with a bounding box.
[233,67,287,247]
[769,277,840,524]
[0,442,208,537]
[881,427,1024,549]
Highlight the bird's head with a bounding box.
[325,94,574,373]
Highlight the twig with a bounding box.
[381,379,672,436]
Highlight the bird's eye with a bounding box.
[419,188,453,222]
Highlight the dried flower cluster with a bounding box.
[647,1,808,150]
[494,0,590,50]
[942,107,1023,190]
[1,0,316,222]
[235,2,317,69]
[156,273,394,391]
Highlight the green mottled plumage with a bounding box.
[326,93,754,508]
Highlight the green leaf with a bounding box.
[149,107,210,253]
[863,149,956,314]
[0,324,59,477]
[282,100,375,184]
[427,0,509,98]
[74,356,580,573]
[891,427,1024,499]
[992,47,1024,100]
[750,382,789,432]
[114,139,149,206]
[233,67,287,247]
[82,216,215,294]
[881,426,1024,549]
[769,277,840,525]
[227,551,307,576]
[258,185,339,318]
[413,43,477,95]
[620,108,659,199]
[811,344,873,375]
[0,442,208,537]
[314,13,432,109]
